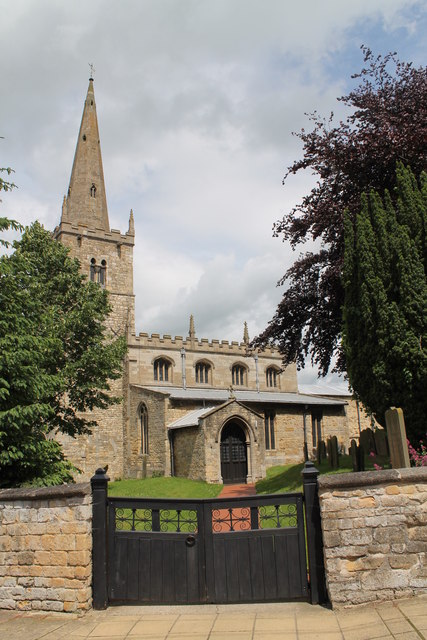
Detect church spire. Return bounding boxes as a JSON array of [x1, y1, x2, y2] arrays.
[[62, 77, 110, 231]]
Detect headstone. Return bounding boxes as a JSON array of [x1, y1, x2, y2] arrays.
[[373, 428, 389, 457], [357, 443, 365, 471], [385, 407, 410, 468], [350, 439, 358, 471], [320, 440, 327, 460], [326, 438, 333, 467], [331, 435, 339, 470], [360, 427, 375, 455]]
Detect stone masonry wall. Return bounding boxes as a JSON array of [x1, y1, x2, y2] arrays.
[[129, 387, 168, 477], [172, 426, 206, 480], [318, 468, 427, 608], [0, 483, 92, 613]]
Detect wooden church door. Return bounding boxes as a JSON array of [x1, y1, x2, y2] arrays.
[[220, 422, 248, 484]]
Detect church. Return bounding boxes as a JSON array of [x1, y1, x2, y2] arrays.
[[54, 78, 365, 484]]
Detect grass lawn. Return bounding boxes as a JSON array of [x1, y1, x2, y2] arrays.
[[108, 453, 390, 498], [108, 476, 223, 499], [256, 454, 390, 494]]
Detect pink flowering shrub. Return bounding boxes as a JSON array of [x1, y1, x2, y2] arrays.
[[407, 438, 427, 467]]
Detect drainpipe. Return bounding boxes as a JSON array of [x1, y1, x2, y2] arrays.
[[356, 399, 362, 435], [169, 430, 175, 477], [303, 405, 308, 461], [254, 353, 259, 393], [180, 347, 186, 390]]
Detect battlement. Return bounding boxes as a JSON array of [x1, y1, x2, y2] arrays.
[[131, 331, 278, 357], [53, 221, 134, 246]]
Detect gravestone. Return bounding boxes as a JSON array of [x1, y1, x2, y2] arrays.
[[350, 439, 358, 471], [385, 407, 410, 468], [331, 435, 339, 470], [373, 428, 389, 457]]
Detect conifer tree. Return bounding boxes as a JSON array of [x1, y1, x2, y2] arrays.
[[343, 164, 427, 442]]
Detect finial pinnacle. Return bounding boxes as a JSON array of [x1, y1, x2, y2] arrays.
[[89, 62, 95, 80], [243, 321, 249, 345], [189, 315, 196, 340]]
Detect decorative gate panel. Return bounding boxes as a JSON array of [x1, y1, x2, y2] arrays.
[[107, 493, 308, 605], [108, 500, 205, 604]]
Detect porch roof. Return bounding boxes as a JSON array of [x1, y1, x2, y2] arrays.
[[136, 385, 347, 406], [167, 406, 216, 430]]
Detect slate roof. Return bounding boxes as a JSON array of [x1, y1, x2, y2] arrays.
[[134, 385, 347, 406], [168, 407, 216, 430]]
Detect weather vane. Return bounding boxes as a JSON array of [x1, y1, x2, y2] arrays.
[[89, 63, 95, 79]]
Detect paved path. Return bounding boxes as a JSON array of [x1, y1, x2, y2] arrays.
[[0, 595, 426, 640], [218, 484, 256, 498]]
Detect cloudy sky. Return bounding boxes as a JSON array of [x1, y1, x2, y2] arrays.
[[1, 0, 425, 385]]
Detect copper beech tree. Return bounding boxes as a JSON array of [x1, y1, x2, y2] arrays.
[[253, 47, 427, 376]]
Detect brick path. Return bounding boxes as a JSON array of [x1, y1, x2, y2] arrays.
[[218, 483, 256, 498]]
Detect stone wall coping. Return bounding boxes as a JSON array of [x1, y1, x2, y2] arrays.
[[0, 481, 91, 502], [318, 466, 427, 490]]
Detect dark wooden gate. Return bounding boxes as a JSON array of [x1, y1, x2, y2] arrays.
[[91, 462, 327, 609], [220, 422, 248, 484]]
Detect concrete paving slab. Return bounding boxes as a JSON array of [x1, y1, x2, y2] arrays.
[[1, 594, 427, 639], [89, 617, 140, 637], [339, 625, 392, 640], [209, 634, 253, 640], [129, 619, 179, 636], [253, 615, 296, 632], [168, 616, 215, 634], [298, 634, 344, 640]]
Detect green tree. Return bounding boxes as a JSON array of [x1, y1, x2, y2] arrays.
[[254, 49, 427, 376], [0, 222, 127, 487], [0, 166, 22, 247], [342, 164, 427, 442]]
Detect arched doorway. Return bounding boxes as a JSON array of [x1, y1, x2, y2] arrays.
[[220, 421, 248, 484]]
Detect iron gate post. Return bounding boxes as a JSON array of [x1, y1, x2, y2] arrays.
[[302, 461, 328, 605], [91, 467, 110, 610]]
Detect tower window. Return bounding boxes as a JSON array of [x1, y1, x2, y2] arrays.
[[195, 361, 211, 384], [90, 183, 96, 197], [232, 364, 246, 386], [264, 411, 276, 450], [154, 358, 171, 382], [82, 134, 87, 141], [90, 258, 106, 287], [266, 367, 279, 388], [138, 404, 149, 455]]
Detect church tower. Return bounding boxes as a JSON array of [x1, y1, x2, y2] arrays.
[[54, 76, 135, 336], [54, 76, 135, 480]]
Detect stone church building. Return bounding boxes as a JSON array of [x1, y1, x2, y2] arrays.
[[55, 78, 364, 484]]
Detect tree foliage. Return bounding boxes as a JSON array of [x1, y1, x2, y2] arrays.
[[253, 47, 427, 375], [0, 166, 22, 248], [343, 164, 427, 442], [0, 222, 127, 487]]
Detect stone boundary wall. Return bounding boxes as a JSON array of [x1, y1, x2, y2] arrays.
[[0, 483, 92, 613], [318, 468, 427, 608]]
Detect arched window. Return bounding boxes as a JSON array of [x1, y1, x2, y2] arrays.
[[139, 404, 148, 455], [90, 258, 106, 287], [264, 411, 276, 450], [90, 258, 97, 282], [154, 358, 171, 382], [266, 367, 279, 388], [232, 364, 246, 386], [99, 259, 107, 286], [90, 183, 97, 197], [195, 361, 211, 384]]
